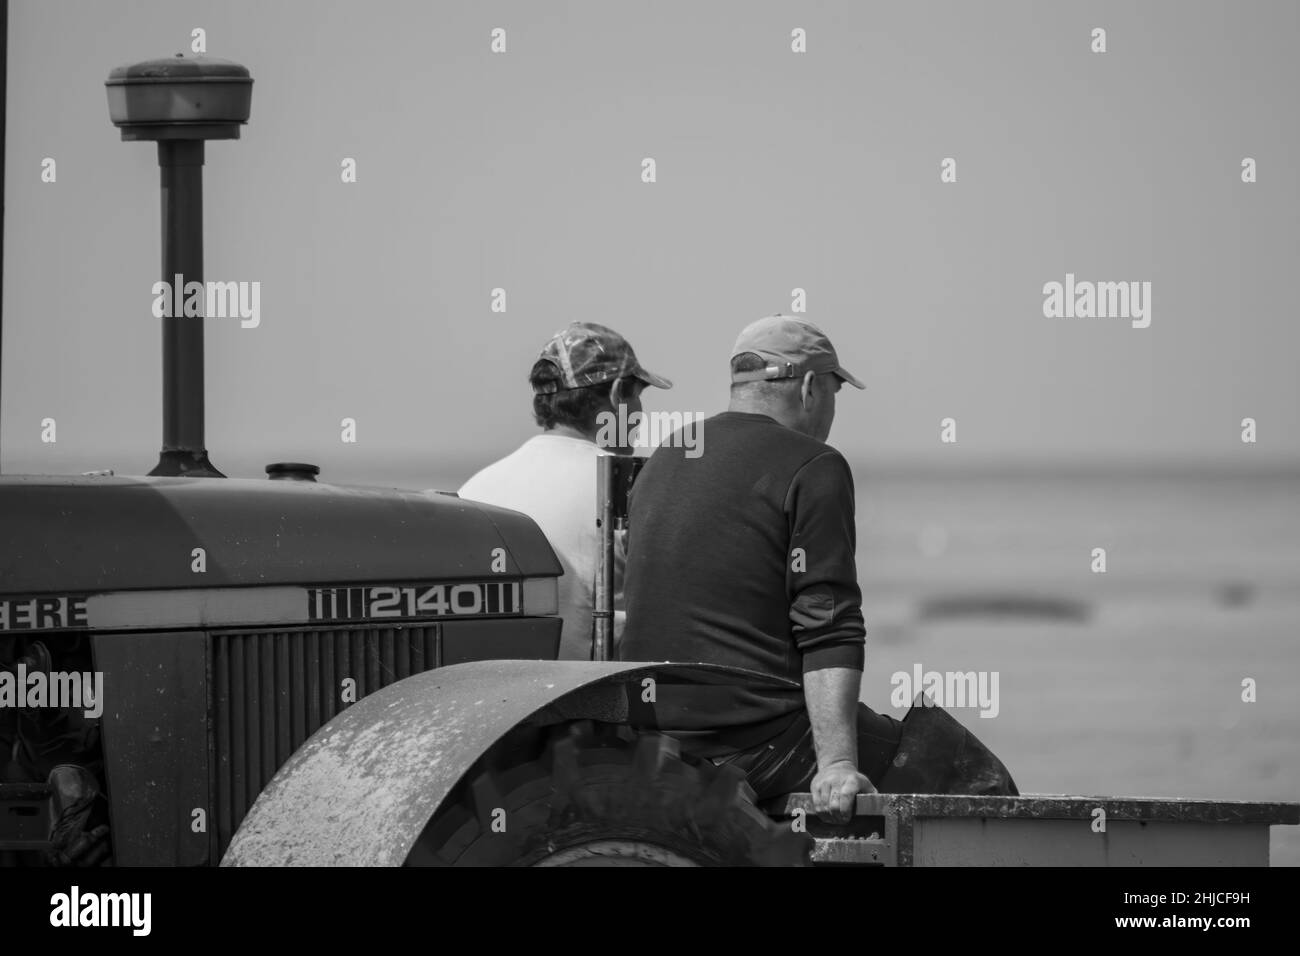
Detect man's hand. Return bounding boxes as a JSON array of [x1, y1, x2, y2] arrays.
[[803, 667, 870, 823], [811, 759, 877, 824]]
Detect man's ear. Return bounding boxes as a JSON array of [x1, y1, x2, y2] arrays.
[[800, 371, 817, 409], [610, 377, 626, 407]]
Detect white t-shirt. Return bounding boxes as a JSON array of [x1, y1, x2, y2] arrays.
[[456, 434, 625, 660]]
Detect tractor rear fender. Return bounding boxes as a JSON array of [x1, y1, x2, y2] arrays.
[[221, 658, 798, 866]]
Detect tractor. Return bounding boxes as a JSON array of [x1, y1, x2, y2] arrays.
[[0, 466, 808, 866]]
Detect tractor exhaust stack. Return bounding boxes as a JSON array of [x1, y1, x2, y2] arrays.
[[105, 54, 253, 477]]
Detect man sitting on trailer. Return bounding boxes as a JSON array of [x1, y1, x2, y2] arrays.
[[619, 315, 1016, 823], [456, 322, 672, 660]]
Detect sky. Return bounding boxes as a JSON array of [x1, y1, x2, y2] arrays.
[[3, 0, 1298, 483]]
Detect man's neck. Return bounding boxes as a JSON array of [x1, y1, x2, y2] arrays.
[[544, 424, 638, 455], [545, 425, 595, 443], [728, 400, 800, 433]]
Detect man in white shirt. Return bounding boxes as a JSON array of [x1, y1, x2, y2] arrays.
[[457, 322, 672, 659]]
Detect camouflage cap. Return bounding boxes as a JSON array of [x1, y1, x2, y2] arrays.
[[534, 322, 673, 394], [729, 314, 865, 389]]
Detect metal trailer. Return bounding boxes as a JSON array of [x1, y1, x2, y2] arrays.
[[771, 794, 1300, 867]]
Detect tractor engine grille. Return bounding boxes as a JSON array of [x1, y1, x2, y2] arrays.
[[210, 625, 440, 856]]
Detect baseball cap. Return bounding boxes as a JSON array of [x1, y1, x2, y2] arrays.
[[534, 322, 673, 394], [729, 315, 865, 389]]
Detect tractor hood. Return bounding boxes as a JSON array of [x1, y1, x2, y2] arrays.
[[0, 475, 561, 594]]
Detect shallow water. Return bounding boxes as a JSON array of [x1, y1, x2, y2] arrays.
[[859, 474, 1300, 865]]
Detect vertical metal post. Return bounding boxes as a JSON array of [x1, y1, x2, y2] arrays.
[[0, 0, 7, 473], [152, 139, 221, 476], [108, 54, 251, 477], [592, 453, 615, 661]]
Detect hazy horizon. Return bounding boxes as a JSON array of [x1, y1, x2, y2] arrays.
[[4, 0, 1299, 475], [6, 445, 1300, 488]]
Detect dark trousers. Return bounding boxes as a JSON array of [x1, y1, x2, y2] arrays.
[[713, 703, 903, 801]]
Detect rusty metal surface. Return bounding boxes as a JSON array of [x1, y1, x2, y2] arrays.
[[776, 793, 1300, 827], [221, 659, 793, 867], [809, 837, 892, 866], [774, 793, 1298, 867]]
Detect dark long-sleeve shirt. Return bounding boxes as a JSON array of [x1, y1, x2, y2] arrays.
[[619, 411, 865, 751]]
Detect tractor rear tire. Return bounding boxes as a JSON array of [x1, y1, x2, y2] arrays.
[[407, 720, 810, 867]]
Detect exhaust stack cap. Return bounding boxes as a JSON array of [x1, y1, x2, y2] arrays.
[[106, 54, 253, 141], [266, 462, 321, 482]]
